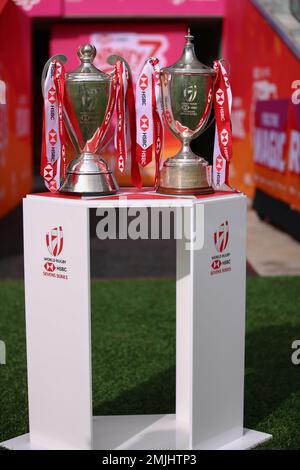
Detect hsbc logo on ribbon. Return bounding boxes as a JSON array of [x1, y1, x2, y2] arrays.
[[216, 88, 225, 106], [215, 155, 223, 172], [220, 129, 229, 146], [43, 163, 54, 182], [214, 221, 229, 253], [48, 180, 57, 192], [48, 129, 57, 146], [139, 74, 148, 90], [48, 87, 56, 104], [46, 226, 64, 257], [118, 155, 125, 171], [140, 115, 149, 132]]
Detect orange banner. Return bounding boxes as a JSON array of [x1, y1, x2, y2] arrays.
[[223, 0, 300, 201]]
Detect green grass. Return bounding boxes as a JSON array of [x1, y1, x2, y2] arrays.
[[0, 277, 300, 449]]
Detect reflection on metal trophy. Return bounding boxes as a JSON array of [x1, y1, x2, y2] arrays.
[[158, 30, 216, 195], [42, 44, 118, 196]]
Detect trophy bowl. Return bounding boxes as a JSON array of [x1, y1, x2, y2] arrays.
[[59, 44, 119, 196], [158, 31, 216, 195]]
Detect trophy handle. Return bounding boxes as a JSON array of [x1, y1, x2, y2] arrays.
[[219, 58, 231, 77], [200, 58, 230, 134], [41, 54, 67, 96], [106, 54, 133, 81]]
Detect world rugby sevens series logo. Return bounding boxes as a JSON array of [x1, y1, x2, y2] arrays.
[[46, 226, 64, 257], [183, 84, 197, 102], [214, 221, 229, 253]]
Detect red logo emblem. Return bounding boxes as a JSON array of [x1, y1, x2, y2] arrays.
[[139, 74, 148, 90], [48, 87, 56, 104], [46, 226, 64, 257], [211, 259, 222, 270], [44, 262, 56, 273], [220, 129, 229, 146], [140, 115, 149, 132], [43, 163, 54, 181], [48, 180, 57, 192], [216, 155, 223, 172], [118, 155, 125, 170], [214, 221, 229, 253], [216, 88, 225, 106], [48, 129, 57, 146]]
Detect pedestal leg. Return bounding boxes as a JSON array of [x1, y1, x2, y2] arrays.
[[22, 198, 92, 450], [176, 197, 248, 449]]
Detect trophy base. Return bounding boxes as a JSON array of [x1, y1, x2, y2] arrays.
[[157, 156, 214, 196], [59, 152, 119, 196], [158, 186, 214, 196], [59, 171, 119, 196]]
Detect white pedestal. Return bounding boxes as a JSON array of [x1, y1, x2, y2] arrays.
[[1, 190, 271, 450]]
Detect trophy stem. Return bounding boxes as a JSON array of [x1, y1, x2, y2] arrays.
[[173, 138, 198, 162], [180, 139, 192, 159]]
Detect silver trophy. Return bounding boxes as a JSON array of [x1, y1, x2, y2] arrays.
[[42, 44, 118, 196], [159, 30, 216, 195]]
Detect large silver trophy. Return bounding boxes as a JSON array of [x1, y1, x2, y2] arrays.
[[159, 30, 216, 195], [43, 44, 118, 196]]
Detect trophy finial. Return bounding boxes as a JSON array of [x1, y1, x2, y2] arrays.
[[185, 28, 194, 44], [77, 44, 96, 63]]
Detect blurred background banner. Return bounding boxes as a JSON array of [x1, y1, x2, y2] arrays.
[[223, 0, 300, 199], [62, 0, 225, 18], [0, 0, 32, 218], [254, 99, 290, 205]]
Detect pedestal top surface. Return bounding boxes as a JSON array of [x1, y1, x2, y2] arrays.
[[26, 187, 244, 208]]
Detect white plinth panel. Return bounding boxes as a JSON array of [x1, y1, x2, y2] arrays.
[[0, 191, 272, 450]]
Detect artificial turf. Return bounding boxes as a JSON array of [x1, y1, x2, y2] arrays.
[[0, 277, 300, 450]]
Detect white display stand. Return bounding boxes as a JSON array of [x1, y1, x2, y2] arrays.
[[1, 189, 272, 450]]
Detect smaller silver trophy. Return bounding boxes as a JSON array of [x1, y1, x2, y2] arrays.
[[42, 44, 118, 196], [159, 30, 216, 195]]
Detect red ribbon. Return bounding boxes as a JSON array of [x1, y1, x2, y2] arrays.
[[136, 58, 164, 187], [41, 60, 66, 192], [126, 69, 142, 189], [213, 60, 233, 164]]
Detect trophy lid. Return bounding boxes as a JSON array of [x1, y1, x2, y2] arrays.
[[161, 29, 215, 75], [67, 44, 111, 82]]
